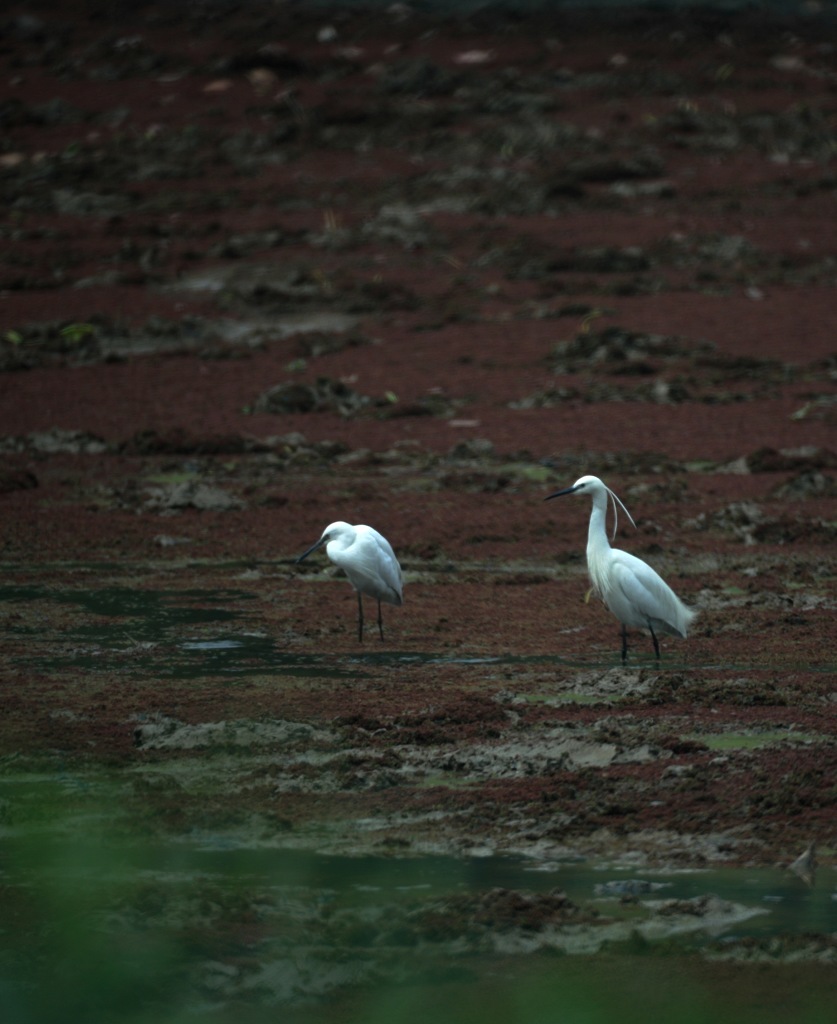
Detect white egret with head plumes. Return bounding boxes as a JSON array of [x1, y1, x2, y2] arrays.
[[546, 475, 695, 662]]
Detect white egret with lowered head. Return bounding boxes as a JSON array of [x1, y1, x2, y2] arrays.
[[296, 521, 403, 642], [545, 475, 695, 662]]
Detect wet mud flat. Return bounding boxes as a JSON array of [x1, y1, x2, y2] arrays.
[[1, 1, 836, 1020]]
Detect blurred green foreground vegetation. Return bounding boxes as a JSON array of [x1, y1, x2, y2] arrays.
[[1, 781, 834, 1024]]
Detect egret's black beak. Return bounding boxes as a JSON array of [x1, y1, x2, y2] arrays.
[[296, 537, 326, 564], [545, 484, 578, 501]]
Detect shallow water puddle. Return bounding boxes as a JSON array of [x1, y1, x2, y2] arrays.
[[0, 584, 367, 680], [4, 585, 827, 681], [0, 583, 249, 641], [0, 583, 661, 683], [155, 846, 837, 942], [689, 729, 820, 751]]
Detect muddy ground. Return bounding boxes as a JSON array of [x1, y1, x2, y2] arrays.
[[1, 0, 836, 993]]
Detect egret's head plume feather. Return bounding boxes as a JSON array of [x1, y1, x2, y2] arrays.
[[605, 483, 636, 541]]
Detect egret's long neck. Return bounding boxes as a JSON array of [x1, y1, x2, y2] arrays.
[[586, 493, 611, 592], [586, 495, 610, 547]]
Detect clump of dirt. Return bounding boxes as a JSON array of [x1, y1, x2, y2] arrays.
[[253, 376, 375, 416]]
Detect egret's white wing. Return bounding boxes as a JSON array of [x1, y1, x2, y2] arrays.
[[611, 551, 689, 636], [371, 531, 404, 603], [341, 525, 403, 605]]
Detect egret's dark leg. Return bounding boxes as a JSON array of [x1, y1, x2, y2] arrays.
[[377, 599, 385, 642], [357, 592, 364, 642], [649, 624, 660, 660], [620, 625, 628, 664]]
